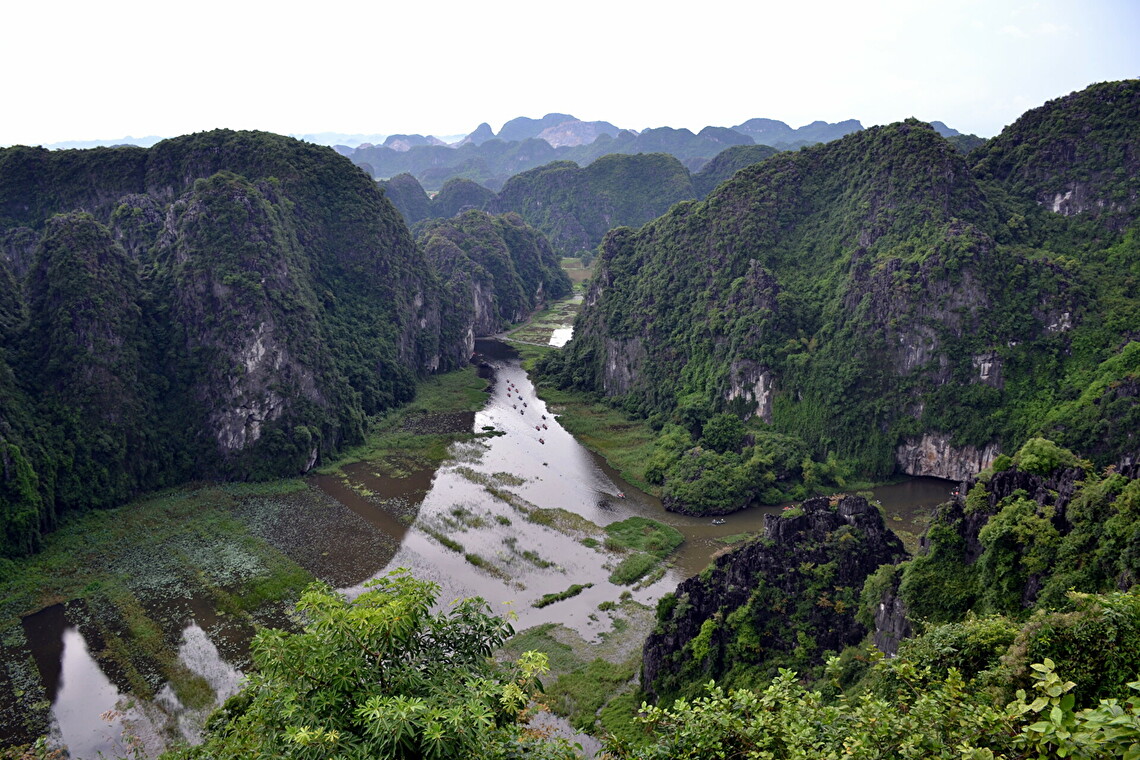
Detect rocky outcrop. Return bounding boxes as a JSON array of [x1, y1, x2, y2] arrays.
[[603, 337, 647, 395], [972, 352, 1003, 388], [981, 465, 1087, 516], [537, 119, 620, 148], [0, 130, 488, 555], [871, 575, 912, 656], [896, 432, 1000, 481], [725, 360, 774, 422], [109, 194, 165, 260], [457, 122, 495, 147], [642, 495, 906, 700], [0, 226, 38, 282]]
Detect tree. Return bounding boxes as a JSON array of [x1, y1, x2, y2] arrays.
[[171, 570, 576, 760]]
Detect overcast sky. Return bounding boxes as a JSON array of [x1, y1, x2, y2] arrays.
[[3, 0, 1137, 147]]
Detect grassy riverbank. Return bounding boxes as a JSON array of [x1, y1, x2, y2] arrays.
[[313, 365, 491, 475]]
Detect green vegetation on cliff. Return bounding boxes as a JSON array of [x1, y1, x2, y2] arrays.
[[0, 130, 487, 557], [613, 438, 1140, 757], [972, 79, 1140, 231], [539, 81, 1140, 517]]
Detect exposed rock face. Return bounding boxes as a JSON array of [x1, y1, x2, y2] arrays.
[[155, 173, 332, 465], [109, 194, 165, 260], [497, 113, 577, 143], [382, 134, 445, 152], [537, 119, 620, 148], [549, 120, 1087, 483], [896, 432, 999, 481], [603, 337, 646, 395], [0, 226, 38, 281], [972, 352, 1003, 388], [458, 122, 495, 147], [725, 360, 774, 422], [642, 495, 906, 701], [871, 575, 912, 656], [981, 465, 1088, 515]]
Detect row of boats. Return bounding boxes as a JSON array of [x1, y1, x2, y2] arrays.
[[506, 380, 545, 443]]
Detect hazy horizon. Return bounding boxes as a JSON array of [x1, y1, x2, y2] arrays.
[[3, 0, 1138, 148]]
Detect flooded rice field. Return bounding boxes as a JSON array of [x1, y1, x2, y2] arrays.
[[9, 338, 955, 757]]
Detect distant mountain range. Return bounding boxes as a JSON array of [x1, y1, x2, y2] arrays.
[[348, 114, 892, 191], [23, 116, 970, 152], [18, 115, 984, 198]]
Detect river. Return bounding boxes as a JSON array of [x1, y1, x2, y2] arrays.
[[13, 338, 956, 757]]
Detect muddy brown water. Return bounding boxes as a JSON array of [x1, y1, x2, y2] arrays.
[[12, 338, 955, 757]]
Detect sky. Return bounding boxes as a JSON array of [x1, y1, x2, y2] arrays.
[[2, 0, 1138, 147]]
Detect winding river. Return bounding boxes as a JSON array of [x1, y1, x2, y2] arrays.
[[16, 338, 955, 757]]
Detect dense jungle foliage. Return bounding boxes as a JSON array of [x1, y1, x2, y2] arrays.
[[690, 144, 780, 197], [167, 571, 580, 760], [3, 83, 1140, 760], [0, 130, 562, 558], [538, 79, 1140, 515]]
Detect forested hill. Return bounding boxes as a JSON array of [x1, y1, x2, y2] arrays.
[[972, 79, 1140, 231], [489, 153, 697, 257], [0, 130, 560, 558], [381, 149, 769, 258], [417, 210, 572, 336], [539, 80, 1140, 512]]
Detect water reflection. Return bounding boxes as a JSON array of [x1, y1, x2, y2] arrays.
[[549, 327, 574, 347], [23, 606, 127, 760]]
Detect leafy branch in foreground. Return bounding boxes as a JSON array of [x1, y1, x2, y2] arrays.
[[169, 569, 577, 759], [604, 655, 1140, 759]]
